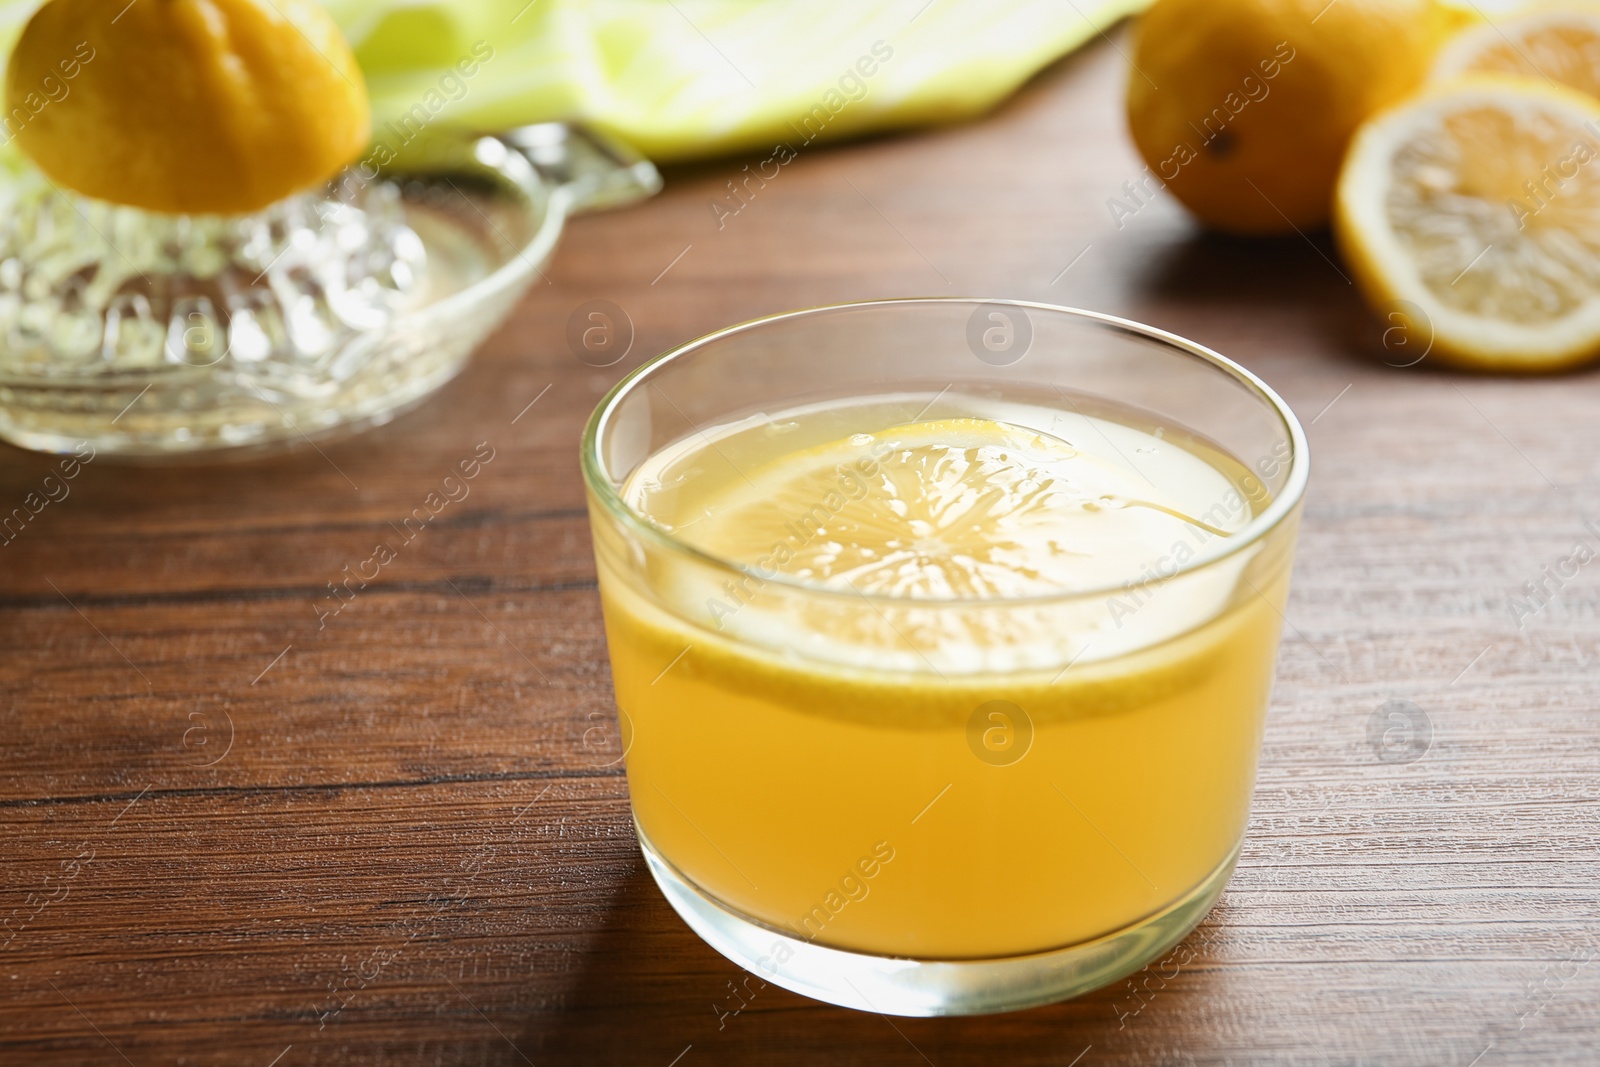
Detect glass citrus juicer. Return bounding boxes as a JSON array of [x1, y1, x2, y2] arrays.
[[0, 1, 658, 457], [0, 125, 658, 457]]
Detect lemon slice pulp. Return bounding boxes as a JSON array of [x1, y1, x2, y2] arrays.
[[1433, 8, 1600, 101], [684, 417, 1226, 600], [1337, 78, 1600, 370], [624, 401, 1260, 674]]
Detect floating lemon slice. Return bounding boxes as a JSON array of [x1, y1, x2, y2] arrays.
[[625, 412, 1258, 677], [1336, 77, 1600, 371], [6, 0, 369, 215], [610, 404, 1269, 717], [1433, 6, 1600, 101], [687, 417, 1227, 601]]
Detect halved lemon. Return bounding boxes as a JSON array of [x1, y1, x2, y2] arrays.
[[1335, 77, 1600, 371], [7, 0, 369, 215], [1433, 6, 1600, 101]]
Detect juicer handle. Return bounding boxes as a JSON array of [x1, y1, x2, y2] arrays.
[[501, 123, 662, 215]]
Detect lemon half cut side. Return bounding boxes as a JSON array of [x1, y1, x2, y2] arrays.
[[1336, 77, 1600, 371], [1432, 6, 1600, 102]]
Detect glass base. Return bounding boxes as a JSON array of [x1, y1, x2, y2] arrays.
[[638, 823, 1240, 1017]]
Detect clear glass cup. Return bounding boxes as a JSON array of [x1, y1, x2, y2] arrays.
[[580, 299, 1308, 1016]]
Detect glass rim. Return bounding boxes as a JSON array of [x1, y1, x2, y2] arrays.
[[580, 298, 1310, 607]]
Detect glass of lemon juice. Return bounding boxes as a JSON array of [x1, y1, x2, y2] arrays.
[[581, 299, 1307, 1015]]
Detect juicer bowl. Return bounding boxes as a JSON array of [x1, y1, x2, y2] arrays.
[[0, 123, 659, 457]]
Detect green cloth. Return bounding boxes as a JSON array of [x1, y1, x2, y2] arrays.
[[0, 0, 1147, 164], [326, 0, 1149, 162]]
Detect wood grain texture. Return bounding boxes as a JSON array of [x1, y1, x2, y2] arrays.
[[4, 29, 1600, 1067]]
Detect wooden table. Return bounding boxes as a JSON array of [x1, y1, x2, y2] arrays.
[[4, 32, 1598, 1067]]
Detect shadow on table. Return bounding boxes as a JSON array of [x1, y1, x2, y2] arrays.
[[1125, 227, 1581, 382], [518, 859, 1240, 1067], [1132, 230, 1382, 367]]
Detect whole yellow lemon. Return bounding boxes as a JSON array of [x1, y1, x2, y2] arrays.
[[1125, 0, 1467, 234], [6, 0, 370, 215]]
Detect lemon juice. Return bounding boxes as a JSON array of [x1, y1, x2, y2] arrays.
[[592, 387, 1293, 961]]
